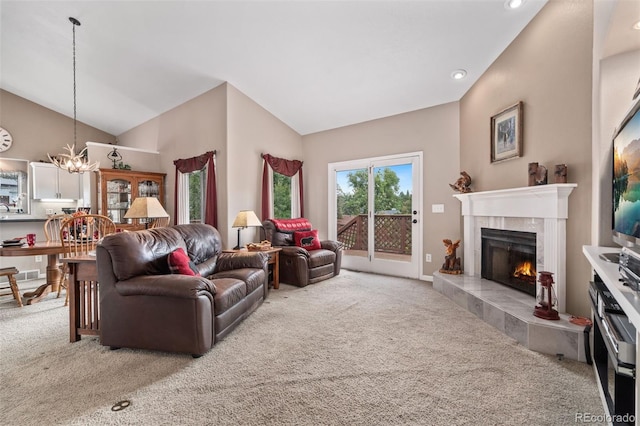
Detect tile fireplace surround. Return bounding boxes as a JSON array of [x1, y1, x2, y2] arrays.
[[433, 184, 585, 361]]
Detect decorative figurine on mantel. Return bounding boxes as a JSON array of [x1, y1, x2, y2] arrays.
[[554, 164, 568, 183], [528, 162, 548, 186], [439, 239, 462, 275], [449, 171, 472, 193]]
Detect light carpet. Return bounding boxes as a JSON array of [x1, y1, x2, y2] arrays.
[[0, 270, 605, 425]]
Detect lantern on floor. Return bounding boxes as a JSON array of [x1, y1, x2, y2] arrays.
[[534, 271, 560, 320]]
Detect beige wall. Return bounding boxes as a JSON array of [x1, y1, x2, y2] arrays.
[[460, 0, 593, 316], [0, 89, 116, 162], [302, 101, 460, 278], [117, 83, 301, 247], [226, 84, 302, 246], [117, 84, 228, 241]]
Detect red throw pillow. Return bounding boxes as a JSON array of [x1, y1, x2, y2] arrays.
[[168, 248, 200, 276], [294, 229, 321, 251]]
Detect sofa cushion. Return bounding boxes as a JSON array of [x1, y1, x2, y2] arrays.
[[294, 229, 321, 251], [100, 227, 185, 281], [172, 224, 221, 275], [168, 248, 200, 276], [212, 268, 265, 294], [212, 278, 247, 315]]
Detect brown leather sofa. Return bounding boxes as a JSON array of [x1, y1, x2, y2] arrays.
[[96, 223, 268, 357], [263, 218, 342, 287]]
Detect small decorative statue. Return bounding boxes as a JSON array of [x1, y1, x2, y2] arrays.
[[449, 171, 472, 193], [554, 164, 568, 183], [528, 162, 548, 186], [439, 239, 462, 275]]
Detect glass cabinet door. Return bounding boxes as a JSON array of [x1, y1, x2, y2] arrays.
[[138, 179, 161, 198], [106, 178, 132, 224]]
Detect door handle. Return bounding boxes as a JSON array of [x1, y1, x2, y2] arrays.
[[412, 219, 417, 224]]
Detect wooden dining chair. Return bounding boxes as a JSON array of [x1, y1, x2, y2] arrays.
[[45, 214, 73, 303], [57, 214, 116, 306], [44, 214, 72, 242], [0, 267, 23, 307]]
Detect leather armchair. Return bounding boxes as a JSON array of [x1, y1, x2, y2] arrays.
[[263, 219, 342, 287]]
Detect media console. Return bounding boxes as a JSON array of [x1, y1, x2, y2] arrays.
[[583, 246, 640, 426]]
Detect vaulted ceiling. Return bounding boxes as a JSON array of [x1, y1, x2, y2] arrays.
[[2, 1, 561, 136]]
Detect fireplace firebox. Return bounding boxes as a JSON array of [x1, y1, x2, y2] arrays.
[[481, 228, 537, 296]]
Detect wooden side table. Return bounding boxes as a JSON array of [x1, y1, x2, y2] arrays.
[[62, 255, 99, 342], [223, 247, 282, 289]]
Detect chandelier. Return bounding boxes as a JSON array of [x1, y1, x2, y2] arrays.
[[47, 17, 99, 174]]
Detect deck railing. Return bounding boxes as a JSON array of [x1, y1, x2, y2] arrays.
[[337, 214, 412, 255]]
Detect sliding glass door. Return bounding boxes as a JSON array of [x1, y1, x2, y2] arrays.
[[329, 153, 421, 278]]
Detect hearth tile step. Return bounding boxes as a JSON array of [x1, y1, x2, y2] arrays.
[[432, 271, 585, 362]]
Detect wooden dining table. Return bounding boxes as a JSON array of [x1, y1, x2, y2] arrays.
[[0, 241, 65, 304]]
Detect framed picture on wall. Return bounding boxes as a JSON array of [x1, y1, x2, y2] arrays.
[[490, 101, 523, 163]]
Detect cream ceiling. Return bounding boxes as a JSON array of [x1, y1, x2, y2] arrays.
[[2, 0, 568, 136]]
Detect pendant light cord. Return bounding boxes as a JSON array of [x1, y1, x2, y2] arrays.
[[46, 17, 99, 173], [70, 17, 80, 149]]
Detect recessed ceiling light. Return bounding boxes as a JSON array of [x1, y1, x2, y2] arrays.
[[633, 20, 640, 30], [451, 69, 467, 80], [505, 0, 525, 10]]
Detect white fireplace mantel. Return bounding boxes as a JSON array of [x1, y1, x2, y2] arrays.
[[454, 184, 577, 312]]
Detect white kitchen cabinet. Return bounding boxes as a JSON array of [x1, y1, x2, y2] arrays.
[[30, 162, 82, 200]]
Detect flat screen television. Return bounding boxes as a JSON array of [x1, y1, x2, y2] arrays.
[[613, 97, 640, 250]]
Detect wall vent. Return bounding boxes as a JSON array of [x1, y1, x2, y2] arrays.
[[0, 269, 40, 284]]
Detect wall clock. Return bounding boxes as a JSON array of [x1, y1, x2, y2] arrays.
[[0, 127, 13, 152]]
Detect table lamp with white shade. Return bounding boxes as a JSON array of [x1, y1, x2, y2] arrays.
[[124, 197, 169, 229], [232, 210, 262, 250]]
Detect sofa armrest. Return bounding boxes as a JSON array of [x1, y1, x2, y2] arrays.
[[321, 240, 342, 252], [216, 251, 268, 272], [115, 274, 216, 299]]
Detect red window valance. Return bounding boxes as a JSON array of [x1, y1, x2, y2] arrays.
[[261, 154, 304, 220], [173, 151, 217, 228]]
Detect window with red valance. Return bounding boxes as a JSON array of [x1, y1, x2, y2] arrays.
[[173, 151, 217, 227], [261, 153, 304, 220]]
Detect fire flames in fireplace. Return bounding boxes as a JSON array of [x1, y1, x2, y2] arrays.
[[513, 261, 536, 282], [481, 228, 537, 297]]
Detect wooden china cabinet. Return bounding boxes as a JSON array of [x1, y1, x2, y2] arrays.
[[97, 169, 166, 231]]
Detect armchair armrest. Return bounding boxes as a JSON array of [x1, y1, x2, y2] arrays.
[[280, 245, 310, 258], [321, 240, 342, 252], [115, 274, 216, 298], [217, 251, 268, 272]]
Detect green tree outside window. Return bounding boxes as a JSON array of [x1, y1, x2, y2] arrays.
[[273, 172, 292, 219]]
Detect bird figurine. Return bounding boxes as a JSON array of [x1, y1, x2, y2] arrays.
[[449, 171, 472, 193]]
